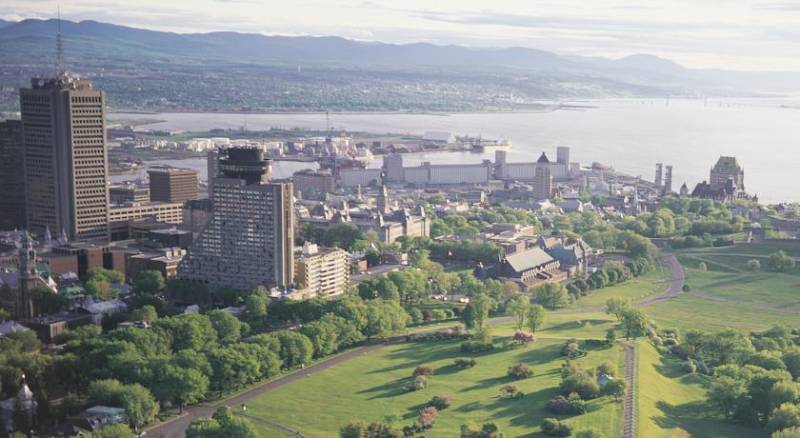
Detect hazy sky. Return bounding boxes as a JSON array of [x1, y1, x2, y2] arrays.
[[4, 0, 800, 71]]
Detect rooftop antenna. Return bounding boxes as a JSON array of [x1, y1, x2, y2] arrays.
[[56, 5, 64, 76]]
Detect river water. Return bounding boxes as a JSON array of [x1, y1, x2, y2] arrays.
[[112, 98, 800, 203]]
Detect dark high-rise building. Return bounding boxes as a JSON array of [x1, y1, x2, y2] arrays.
[[664, 165, 673, 194], [0, 120, 26, 230], [533, 152, 553, 200], [654, 163, 663, 188], [20, 74, 110, 241], [179, 148, 294, 291], [148, 167, 199, 203]]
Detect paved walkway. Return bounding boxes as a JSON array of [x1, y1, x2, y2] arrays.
[[621, 342, 637, 438], [148, 252, 684, 437]]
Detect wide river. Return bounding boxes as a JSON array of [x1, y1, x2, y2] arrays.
[[113, 98, 800, 203]]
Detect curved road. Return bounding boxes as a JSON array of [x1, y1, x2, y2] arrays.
[[147, 252, 684, 437]]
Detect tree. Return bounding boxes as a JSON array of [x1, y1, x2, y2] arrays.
[[602, 379, 627, 401], [606, 329, 617, 345], [89, 424, 135, 438], [154, 313, 218, 351], [708, 373, 756, 420], [534, 283, 568, 310], [300, 319, 340, 357], [620, 308, 648, 340], [769, 403, 800, 433], [207, 310, 243, 344], [275, 330, 314, 368], [605, 297, 631, 321], [526, 304, 547, 333], [462, 294, 494, 331], [88, 379, 159, 430], [774, 427, 800, 438], [132, 270, 166, 296], [156, 366, 209, 412], [131, 305, 158, 322], [769, 251, 796, 272], [507, 296, 528, 331], [120, 383, 160, 430], [187, 406, 258, 438], [243, 293, 268, 330]]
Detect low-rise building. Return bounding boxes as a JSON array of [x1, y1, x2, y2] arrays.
[[294, 243, 350, 298]]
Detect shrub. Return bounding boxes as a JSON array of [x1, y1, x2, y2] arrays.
[[461, 423, 502, 438], [697, 262, 708, 271], [417, 406, 438, 429], [454, 358, 477, 369], [747, 259, 761, 271], [542, 418, 573, 436], [562, 339, 586, 358], [499, 385, 524, 399], [546, 393, 586, 415], [561, 373, 600, 400], [605, 329, 616, 345], [682, 284, 691, 292], [427, 395, 452, 410], [575, 429, 605, 438], [507, 363, 533, 380], [413, 365, 434, 377], [512, 331, 535, 345], [414, 375, 428, 391], [683, 360, 697, 374], [461, 340, 495, 354], [596, 362, 616, 377]]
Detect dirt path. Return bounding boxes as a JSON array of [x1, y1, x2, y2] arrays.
[[621, 342, 637, 438]]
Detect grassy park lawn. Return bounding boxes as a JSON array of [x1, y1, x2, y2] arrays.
[[568, 269, 669, 310], [636, 342, 767, 438], [675, 246, 800, 313], [245, 335, 624, 437]]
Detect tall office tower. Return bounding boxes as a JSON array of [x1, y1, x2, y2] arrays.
[[179, 148, 294, 291], [20, 75, 110, 241], [556, 146, 570, 165], [533, 152, 553, 200], [664, 165, 673, 194], [654, 163, 663, 188], [207, 149, 219, 199], [0, 120, 26, 229], [148, 167, 199, 203]]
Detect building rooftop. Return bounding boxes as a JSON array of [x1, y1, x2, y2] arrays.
[[505, 247, 555, 272]]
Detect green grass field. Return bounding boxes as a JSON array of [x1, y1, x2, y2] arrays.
[[569, 269, 669, 310], [636, 341, 766, 438], [239, 242, 800, 437], [245, 332, 624, 437]]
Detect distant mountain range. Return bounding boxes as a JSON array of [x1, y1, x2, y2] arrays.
[[0, 18, 798, 112]]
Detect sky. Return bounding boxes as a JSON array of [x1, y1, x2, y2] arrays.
[[3, 0, 800, 71]]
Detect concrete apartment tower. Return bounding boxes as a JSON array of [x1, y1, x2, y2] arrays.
[[0, 120, 26, 230], [663, 165, 673, 194], [654, 163, 663, 188], [178, 147, 294, 291], [556, 146, 570, 165], [533, 152, 553, 200], [20, 74, 110, 241], [148, 167, 199, 203]]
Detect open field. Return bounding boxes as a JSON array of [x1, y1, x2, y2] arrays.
[[569, 268, 669, 310], [636, 342, 766, 438], [245, 333, 624, 437], [232, 245, 800, 437]]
